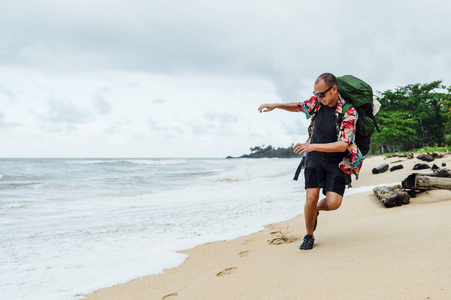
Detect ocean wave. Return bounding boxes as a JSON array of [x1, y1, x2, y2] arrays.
[[125, 159, 187, 166], [0, 174, 3, 181], [1, 203, 28, 210], [0, 182, 47, 190], [0, 157, 303, 300], [65, 159, 187, 166], [65, 160, 116, 165]]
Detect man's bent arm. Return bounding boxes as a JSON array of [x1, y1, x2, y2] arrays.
[[258, 102, 299, 113], [293, 141, 348, 155]]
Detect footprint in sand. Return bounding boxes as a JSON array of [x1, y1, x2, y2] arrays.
[[216, 267, 238, 277], [242, 238, 254, 245], [162, 292, 178, 299], [267, 231, 299, 245], [238, 250, 249, 257]]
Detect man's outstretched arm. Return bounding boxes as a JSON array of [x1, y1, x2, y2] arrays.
[[258, 102, 300, 113], [293, 141, 348, 155]]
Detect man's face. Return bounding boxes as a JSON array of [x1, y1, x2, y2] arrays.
[[314, 80, 337, 107]]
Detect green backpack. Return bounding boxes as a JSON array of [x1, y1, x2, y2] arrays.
[[337, 75, 380, 156], [293, 75, 381, 181]]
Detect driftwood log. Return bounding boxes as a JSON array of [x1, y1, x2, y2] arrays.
[[372, 163, 389, 174], [402, 168, 451, 197], [390, 165, 404, 172], [373, 185, 410, 208], [430, 152, 445, 159], [417, 152, 447, 162], [385, 153, 414, 159], [413, 163, 430, 170], [417, 153, 435, 162], [402, 169, 451, 190], [373, 169, 451, 207]]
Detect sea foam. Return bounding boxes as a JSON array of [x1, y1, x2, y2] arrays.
[[0, 158, 385, 299], [0, 158, 304, 299]]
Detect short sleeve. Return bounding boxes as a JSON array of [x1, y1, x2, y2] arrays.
[[337, 107, 358, 144], [297, 96, 319, 119]]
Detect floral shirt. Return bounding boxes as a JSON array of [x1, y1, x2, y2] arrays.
[[297, 95, 364, 179]]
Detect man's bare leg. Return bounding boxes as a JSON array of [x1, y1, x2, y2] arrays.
[[304, 188, 320, 237], [302, 190, 343, 250]]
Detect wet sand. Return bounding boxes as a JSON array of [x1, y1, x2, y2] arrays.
[[84, 154, 451, 300]]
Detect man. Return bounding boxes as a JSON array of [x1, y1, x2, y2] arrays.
[[258, 73, 362, 250]]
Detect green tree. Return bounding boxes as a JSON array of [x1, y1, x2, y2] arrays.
[[373, 81, 451, 151], [371, 111, 417, 152], [439, 85, 451, 145]]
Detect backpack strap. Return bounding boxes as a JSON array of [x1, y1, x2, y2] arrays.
[[371, 114, 381, 133], [342, 102, 353, 113], [356, 102, 381, 133], [293, 154, 307, 181], [293, 102, 319, 181]]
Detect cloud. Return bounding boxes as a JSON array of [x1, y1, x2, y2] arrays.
[[148, 111, 240, 138], [1, 1, 451, 158], [46, 99, 92, 124], [186, 120, 209, 135], [147, 118, 163, 131], [283, 120, 308, 136], [0, 85, 15, 100], [0, 112, 20, 127], [147, 118, 185, 137], [183, 111, 240, 137], [2, 1, 451, 98], [92, 95, 112, 115], [153, 99, 166, 105], [41, 96, 112, 126], [104, 126, 117, 134], [204, 111, 239, 124]]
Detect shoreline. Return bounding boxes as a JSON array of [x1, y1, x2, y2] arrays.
[[84, 155, 451, 300]]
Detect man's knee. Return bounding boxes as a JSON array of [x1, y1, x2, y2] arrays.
[[305, 191, 320, 207], [325, 194, 343, 210], [328, 199, 342, 210]]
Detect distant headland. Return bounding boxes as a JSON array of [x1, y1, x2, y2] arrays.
[[227, 145, 300, 159]]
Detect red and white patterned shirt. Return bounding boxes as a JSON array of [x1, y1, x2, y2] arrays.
[[297, 95, 364, 179]]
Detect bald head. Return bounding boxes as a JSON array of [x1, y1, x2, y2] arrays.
[[314, 73, 339, 107], [315, 73, 338, 87]]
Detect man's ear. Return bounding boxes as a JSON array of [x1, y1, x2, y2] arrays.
[[333, 85, 339, 94]]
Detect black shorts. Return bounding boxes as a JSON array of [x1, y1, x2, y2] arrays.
[[304, 162, 347, 196]]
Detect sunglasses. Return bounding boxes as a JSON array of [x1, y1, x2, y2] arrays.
[[313, 85, 334, 98]]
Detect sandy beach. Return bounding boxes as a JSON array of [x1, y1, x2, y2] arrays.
[[84, 154, 451, 300]]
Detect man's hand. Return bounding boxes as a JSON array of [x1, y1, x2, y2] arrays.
[[258, 102, 300, 113], [293, 143, 314, 155], [258, 103, 277, 113]]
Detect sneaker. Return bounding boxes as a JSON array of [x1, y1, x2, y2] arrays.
[[313, 212, 319, 232], [299, 234, 315, 250]]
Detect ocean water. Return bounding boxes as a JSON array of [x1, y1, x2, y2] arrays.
[[0, 158, 310, 299]]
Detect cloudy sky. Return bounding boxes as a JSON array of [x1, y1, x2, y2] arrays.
[[1, 0, 450, 158]]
